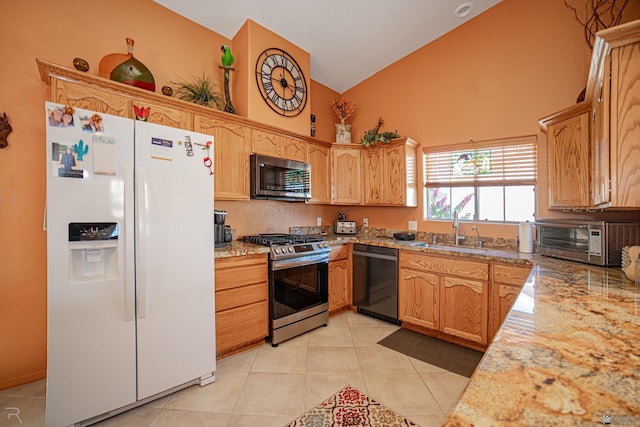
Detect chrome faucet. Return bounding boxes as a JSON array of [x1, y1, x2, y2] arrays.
[[472, 225, 483, 248], [452, 210, 465, 245]]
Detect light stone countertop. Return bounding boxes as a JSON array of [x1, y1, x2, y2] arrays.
[[215, 236, 639, 425], [444, 256, 640, 426]]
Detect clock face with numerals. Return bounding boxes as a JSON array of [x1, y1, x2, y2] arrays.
[[255, 48, 308, 117]]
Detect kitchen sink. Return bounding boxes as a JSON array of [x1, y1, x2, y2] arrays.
[[394, 240, 490, 253]]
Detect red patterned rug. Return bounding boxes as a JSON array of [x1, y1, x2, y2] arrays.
[[284, 385, 418, 426]]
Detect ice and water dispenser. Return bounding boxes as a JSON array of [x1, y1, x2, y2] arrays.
[[68, 223, 119, 282]]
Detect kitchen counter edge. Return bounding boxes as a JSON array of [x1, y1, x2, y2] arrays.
[[215, 237, 640, 426]]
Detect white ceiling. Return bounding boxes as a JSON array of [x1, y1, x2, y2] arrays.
[[154, 0, 502, 93]]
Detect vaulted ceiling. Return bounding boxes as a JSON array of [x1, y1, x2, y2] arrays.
[[154, 0, 503, 93]]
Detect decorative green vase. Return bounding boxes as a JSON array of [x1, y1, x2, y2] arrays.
[[109, 38, 155, 92]]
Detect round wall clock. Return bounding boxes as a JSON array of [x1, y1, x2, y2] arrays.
[[255, 48, 308, 117]]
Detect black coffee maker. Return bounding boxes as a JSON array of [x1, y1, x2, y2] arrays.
[[214, 210, 228, 248]]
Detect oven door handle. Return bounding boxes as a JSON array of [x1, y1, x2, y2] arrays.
[[271, 254, 329, 270]]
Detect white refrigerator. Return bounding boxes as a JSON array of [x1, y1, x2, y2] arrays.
[[45, 102, 216, 426]]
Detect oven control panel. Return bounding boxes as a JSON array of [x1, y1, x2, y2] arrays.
[[271, 242, 331, 259]]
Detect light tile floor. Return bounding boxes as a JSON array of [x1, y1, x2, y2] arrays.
[[0, 312, 469, 427]]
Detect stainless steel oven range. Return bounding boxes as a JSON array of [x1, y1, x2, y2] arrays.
[[242, 234, 330, 346]]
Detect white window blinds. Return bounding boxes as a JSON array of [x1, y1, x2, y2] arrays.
[[423, 136, 537, 187]]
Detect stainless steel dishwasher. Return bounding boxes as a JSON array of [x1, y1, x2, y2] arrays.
[[352, 244, 400, 325]]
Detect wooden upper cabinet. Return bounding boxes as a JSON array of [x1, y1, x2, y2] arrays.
[[591, 50, 611, 207], [362, 138, 418, 206], [252, 129, 306, 162], [607, 40, 640, 208], [281, 136, 306, 162], [139, 100, 193, 129], [331, 146, 362, 204], [51, 78, 131, 117], [383, 144, 406, 205], [195, 115, 251, 200], [363, 148, 383, 204], [545, 108, 591, 208], [307, 142, 332, 204], [541, 20, 640, 210], [252, 129, 281, 158]]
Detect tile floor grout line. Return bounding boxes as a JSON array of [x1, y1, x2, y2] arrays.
[[3, 312, 468, 426]]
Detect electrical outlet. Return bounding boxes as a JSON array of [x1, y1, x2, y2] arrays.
[[363, 218, 369, 227], [408, 221, 417, 231], [317, 217, 322, 226]]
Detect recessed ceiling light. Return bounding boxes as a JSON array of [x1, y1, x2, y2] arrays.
[[455, 2, 474, 18]]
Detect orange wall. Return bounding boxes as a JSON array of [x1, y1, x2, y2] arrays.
[[1, 0, 638, 389], [309, 80, 340, 143], [0, 0, 338, 389], [0, 0, 234, 389], [237, 20, 313, 136], [338, 0, 639, 236]]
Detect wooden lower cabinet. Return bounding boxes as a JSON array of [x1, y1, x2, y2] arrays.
[[399, 251, 490, 349], [328, 244, 351, 314], [398, 268, 439, 330], [214, 254, 268, 357], [440, 276, 488, 345], [488, 263, 532, 340]]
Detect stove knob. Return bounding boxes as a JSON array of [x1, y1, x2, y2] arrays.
[[288, 246, 294, 253], [274, 248, 281, 254]]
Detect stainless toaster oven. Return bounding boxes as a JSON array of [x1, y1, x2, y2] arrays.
[[536, 219, 640, 266]]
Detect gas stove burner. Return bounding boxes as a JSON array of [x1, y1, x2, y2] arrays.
[[242, 233, 331, 260], [243, 233, 325, 247]]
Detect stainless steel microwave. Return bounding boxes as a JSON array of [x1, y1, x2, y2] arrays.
[[250, 154, 311, 201], [536, 219, 640, 266]]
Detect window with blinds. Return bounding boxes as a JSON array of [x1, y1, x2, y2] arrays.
[[423, 136, 537, 222]]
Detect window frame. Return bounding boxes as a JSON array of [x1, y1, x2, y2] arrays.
[[422, 135, 537, 223]]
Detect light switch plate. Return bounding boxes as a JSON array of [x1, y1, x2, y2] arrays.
[[363, 218, 369, 227], [408, 220, 417, 231], [317, 217, 322, 226]]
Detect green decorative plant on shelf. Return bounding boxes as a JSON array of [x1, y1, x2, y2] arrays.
[[359, 116, 400, 147], [171, 73, 224, 109]]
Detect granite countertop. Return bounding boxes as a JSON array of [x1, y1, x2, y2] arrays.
[[215, 236, 639, 425], [214, 240, 271, 258], [214, 235, 534, 265], [326, 235, 535, 266], [445, 256, 640, 426]]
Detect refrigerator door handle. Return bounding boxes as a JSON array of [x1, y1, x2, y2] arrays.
[[136, 168, 148, 319], [124, 166, 135, 321]]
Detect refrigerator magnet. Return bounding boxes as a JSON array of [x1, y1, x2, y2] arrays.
[[181, 135, 194, 157], [80, 113, 105, 133], [52, 142, 84, 179], [93, 135, 117, 176], [151, 137, 173, 161]]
